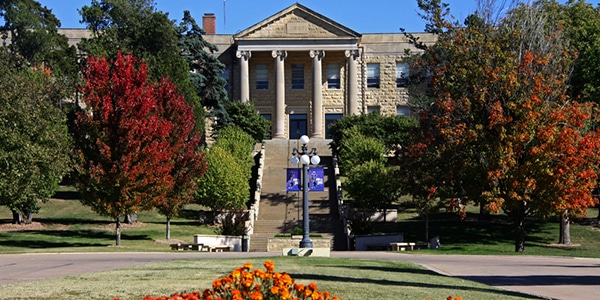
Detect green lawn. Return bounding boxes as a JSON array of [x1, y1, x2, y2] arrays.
[[0, 257, 542, 300], [0, 194, 215, 253], [374, 204, 600, 258], [1, 189, 599, 299]]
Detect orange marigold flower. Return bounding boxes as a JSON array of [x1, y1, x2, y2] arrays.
[[249, 291, 263, 300], [244, 262, 254, 270], [264, 260, 275, 273], [308, 282, 318, 291], [270, 286, 280, 294], [294, 284, 305, 292]]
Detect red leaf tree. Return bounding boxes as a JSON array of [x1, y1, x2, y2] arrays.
[[407, 1, 600, 251], [73, 52, 206, 245]]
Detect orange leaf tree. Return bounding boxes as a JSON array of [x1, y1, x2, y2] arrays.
[[407, 0, 600, 252], [73, 52, 206, 245]]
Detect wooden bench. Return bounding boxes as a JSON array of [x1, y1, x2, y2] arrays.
[[209, 245, 231, 252], [170, 243, 205, 251], [390, 242, 416, 251]]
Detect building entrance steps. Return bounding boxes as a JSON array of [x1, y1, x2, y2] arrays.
[[249, 139, 347, 252]]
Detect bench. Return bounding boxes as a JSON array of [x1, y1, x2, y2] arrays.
[[169, 243, 206, 251], [209, 246, 231, 252], [390, 242, 416, 251]]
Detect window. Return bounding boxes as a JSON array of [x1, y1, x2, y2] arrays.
[[291, 64, 304, 89], [256, 64, 268, 90], [367, 63, 380, 88], [327, 64, 340, 89], [289, 114, 307, 139], [325, 113, 343, 138], [396, 63, 409, 87], [396, 105, 411, 116], [220, 64, 229, 91], [367, 106, 380, 114]]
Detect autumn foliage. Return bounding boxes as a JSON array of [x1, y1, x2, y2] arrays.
[[73, 52, 206, 244], [407, 2, 600, 251]]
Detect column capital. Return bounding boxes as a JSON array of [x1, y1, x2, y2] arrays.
[[345, 49, 360, 60], [309, 50, 325, 60], [272, 50, 287, 59], [236, 50, 251, 60]]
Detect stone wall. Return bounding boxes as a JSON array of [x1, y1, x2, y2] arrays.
[[267, 237, 332, 252]]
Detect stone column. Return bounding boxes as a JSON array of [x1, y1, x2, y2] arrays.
[[236, 50, 251, 103], [310, 50, 325, 138], [272, 50, 287, 139], [345, 49, 360, 115]]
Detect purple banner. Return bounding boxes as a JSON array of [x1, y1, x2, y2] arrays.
[[286, 168, 301, 191], [308, 167, 324, 191]]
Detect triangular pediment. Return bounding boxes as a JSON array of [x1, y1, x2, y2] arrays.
[[234, 3, 361, 40]]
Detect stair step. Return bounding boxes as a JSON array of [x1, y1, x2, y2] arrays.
[[250, 139, 345, 252]]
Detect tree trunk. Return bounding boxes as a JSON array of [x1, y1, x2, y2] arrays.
[[166, 216, 171, 240], [124, 212, 137, 224], [559, 211, 571, 245], [424, 212, 429, 243], [11, 210, 22, 224], [479, 201, 490, 221], [115, 216, 121, 246], [514, 202, 526, 252], [23, 210, 33, 224]]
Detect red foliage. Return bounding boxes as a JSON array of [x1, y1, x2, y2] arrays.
[[74, 51, 206, 228]]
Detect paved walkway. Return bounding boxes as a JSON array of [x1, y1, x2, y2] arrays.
[[1, 252, 600, 300]]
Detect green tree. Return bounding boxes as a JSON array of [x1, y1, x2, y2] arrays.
[[213, 101, 271, 142], [0, 49, 71, 224], [212, 126, 256, 175], [0, 0, 79, 97], [328, 113, 418, 161], [195, 146, 249, 213], [78, 0, 204, 131], [336, 126, 387, 174], [345, 160, 401, 215], [177, 10, 228, 111]]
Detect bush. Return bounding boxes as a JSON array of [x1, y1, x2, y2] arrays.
[[218, 211, 248, 236]]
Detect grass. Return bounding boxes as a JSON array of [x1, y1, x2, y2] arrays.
[[0, 257, 542, 300], [1, 188, 599, 299], [373, 203, 600, 258], [0, 193, 215, 254]]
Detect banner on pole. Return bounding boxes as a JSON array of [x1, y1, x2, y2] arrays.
[[308, 167, 324, 191], [286, 168, 300, 191]]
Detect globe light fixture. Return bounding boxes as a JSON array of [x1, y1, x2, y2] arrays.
[[289, 135, 320, 248]]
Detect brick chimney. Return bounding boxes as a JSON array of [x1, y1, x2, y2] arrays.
[[203, 13, 216, 35]]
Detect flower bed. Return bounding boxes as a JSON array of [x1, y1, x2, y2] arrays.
[[113, 260, 463, 300], [115, 260, 339, 300]]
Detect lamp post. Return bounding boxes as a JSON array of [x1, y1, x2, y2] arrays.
[[290, 135, 320, 248]]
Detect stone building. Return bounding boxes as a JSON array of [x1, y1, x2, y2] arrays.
[[204, 3, 436, 140], [3, 3, 436, 140]]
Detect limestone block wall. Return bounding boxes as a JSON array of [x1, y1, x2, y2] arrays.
[[359, 53, 410, 116], [267, 237, 332, 252]]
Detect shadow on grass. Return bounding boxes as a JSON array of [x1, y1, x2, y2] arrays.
[[290, 272, 541, 299], [0, 229, 153, 249], [376, 212, 554, 248], [459, 274, 600, 286]]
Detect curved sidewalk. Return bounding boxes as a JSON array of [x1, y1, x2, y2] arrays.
[[1, 252, 599, 300]]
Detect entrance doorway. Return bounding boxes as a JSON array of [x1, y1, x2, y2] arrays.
[[289, 114, 307, 139]]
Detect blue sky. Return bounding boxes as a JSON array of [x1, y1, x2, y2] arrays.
[[36, 1, 600, 34]]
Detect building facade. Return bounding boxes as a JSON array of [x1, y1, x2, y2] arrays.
[[205, 3, 435, 140]]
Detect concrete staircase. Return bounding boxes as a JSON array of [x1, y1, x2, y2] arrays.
[[250, 139, 346, 252]]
